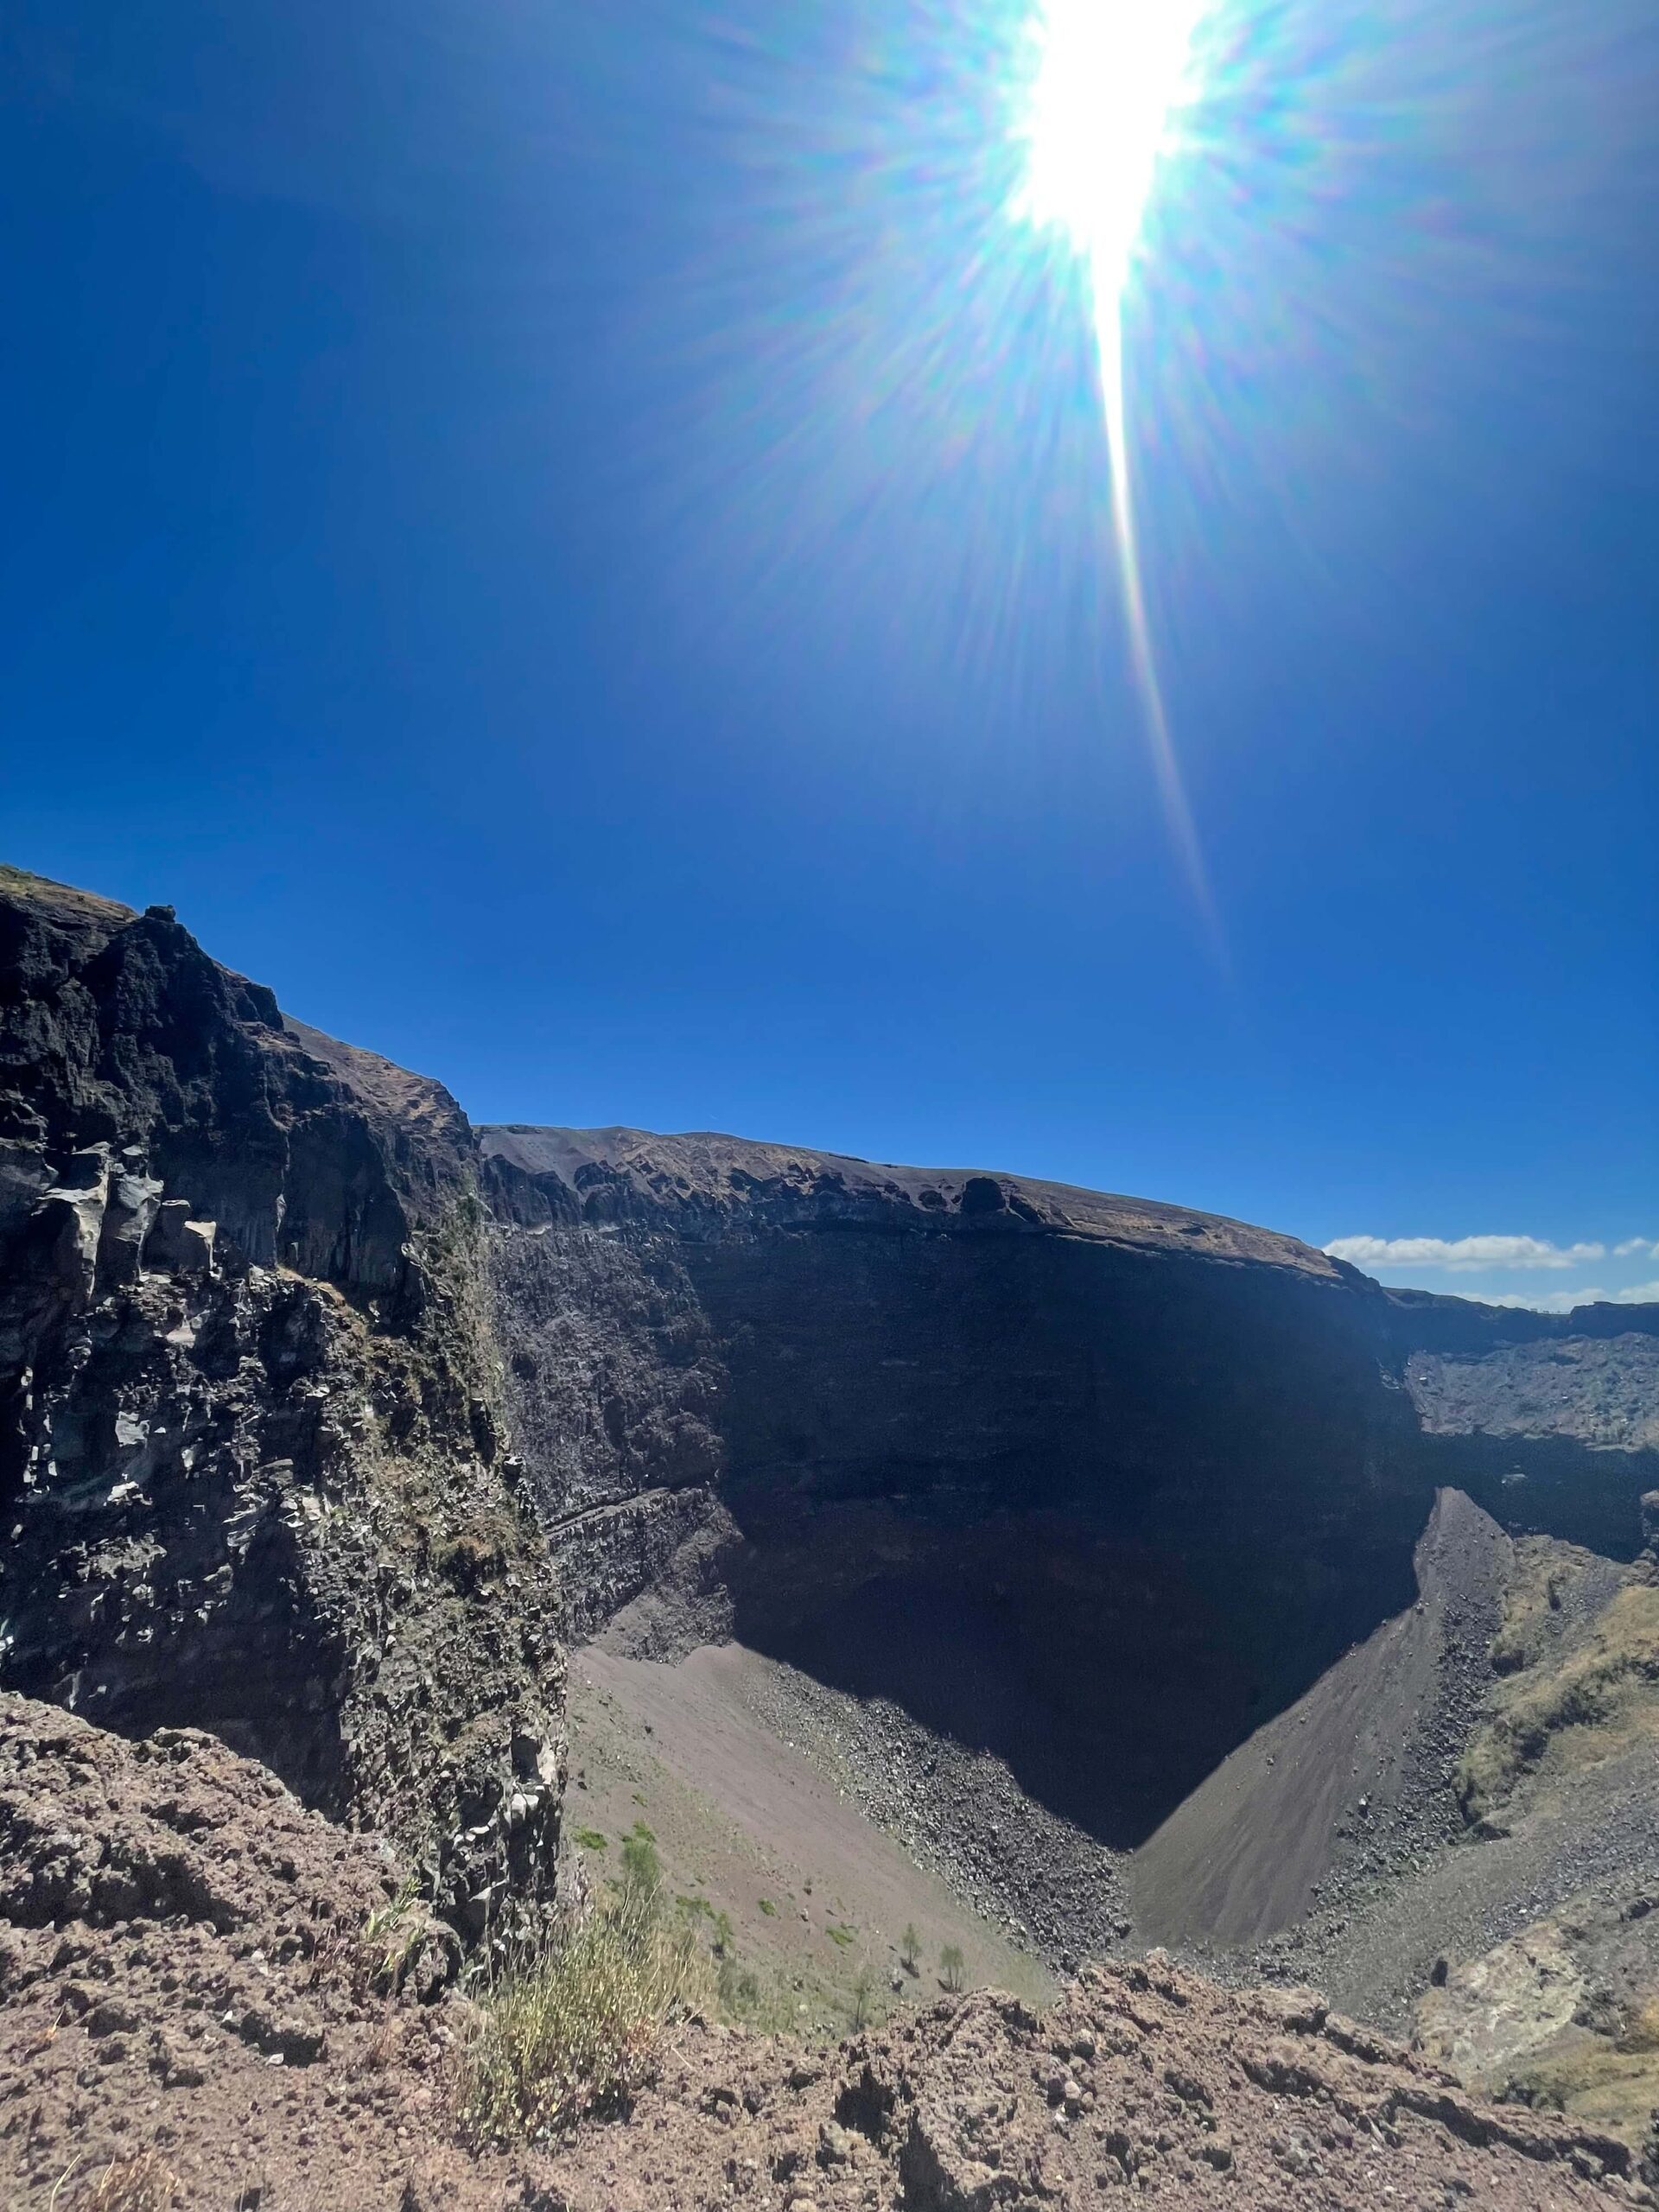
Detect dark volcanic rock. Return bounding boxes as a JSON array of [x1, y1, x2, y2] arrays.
[[0, 868, 564, 1943], [0, 868, 473, 1299], [479, 1125, 1659, 1852], [1402, 1328, 1659, 1556]]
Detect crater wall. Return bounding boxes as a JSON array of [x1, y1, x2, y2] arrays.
[[479, 1124, 1659, 1847]]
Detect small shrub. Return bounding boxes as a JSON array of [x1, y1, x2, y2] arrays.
[[364, 1872, 425, 1986], [573, 1828, 608, 1853], [717, 1954, 763, 2016], [939, 1943, 966, 1993], [619, 1821, 661, 1899], [435, 1528, 507, 1592], [827, 1923, 855, 1948], [899, 1922, 921, 1973], [79, 2151, 181, 2211], [461, 1885, 708, 2139], [850, 1965, 877, 2031], [757, 1897, 778, 1917]]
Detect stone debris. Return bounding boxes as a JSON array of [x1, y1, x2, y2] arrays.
[[0, 1689, 1643, 2212]]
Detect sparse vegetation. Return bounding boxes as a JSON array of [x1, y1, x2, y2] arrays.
[[434, 1523, 509, 1592], [939, 1943, 966, 1993], [1497, 2024, 1659, 2148], [1459, 1576, 1659, 1825], [827, 1923, 855, 1948], [850, 1964, 877, 2031], [618, 1821, 661, 1897], [573, 1827, 608, 1852], [363, 1871, 426, 1988], [1487, 1540, 1596, 1676], [716, 1954, 763, 2017], [899, 1922, 921, 1974], [461, 1879, 708, 2140], [757, 1896, 777, 1916], [76, 2150, 181, 2211]]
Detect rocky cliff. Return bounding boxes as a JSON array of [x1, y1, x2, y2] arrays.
[[0, 867, 564, 1947], [1392, 1291, 1659, 1557], [479, 1124, 1659, 1847]]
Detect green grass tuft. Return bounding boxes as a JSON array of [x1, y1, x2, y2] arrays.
[[460, 1885, 709, 2140]]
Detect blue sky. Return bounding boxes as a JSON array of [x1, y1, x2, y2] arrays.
[[3, 0, 1655, 1309]]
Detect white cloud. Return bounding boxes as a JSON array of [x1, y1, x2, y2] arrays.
[[1325, 1234, 1607, 1274], [1478, 1281, 1659, 1313], [1614, 1237, 1658, 1259]]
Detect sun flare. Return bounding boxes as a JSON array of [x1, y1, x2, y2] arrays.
[[1017, 0, 1209, 296], [1014, 0, 1217, 942]]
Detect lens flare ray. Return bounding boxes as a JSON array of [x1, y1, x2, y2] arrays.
[[1089, 278, 1215, 931], [1014, 0, 1220, 937]]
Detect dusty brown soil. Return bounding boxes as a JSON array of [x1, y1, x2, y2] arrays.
[[3, 1693, 1649, 2210]]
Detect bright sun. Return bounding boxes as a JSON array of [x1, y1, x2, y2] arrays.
[[1017, 0, 1209, 298], [1012, 0, 1220, 945]]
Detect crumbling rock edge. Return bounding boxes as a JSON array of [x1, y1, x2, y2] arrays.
[[0, 1691, 1644, 2210]]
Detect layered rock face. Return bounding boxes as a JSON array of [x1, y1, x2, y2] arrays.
[[1391, 1292, 1659, 1558], [479, 1127, 1659, 1847], [0, 868, 564, 1942]]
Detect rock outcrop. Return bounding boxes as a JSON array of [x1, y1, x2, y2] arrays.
[[0, 868, 564, 1946], [0, 1690, 1639, 2211]]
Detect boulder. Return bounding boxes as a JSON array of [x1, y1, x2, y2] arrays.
[[99, 1154, 164, 1286], [147, 1199, 216, 1277], [34, 1146, 111, 1309]]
